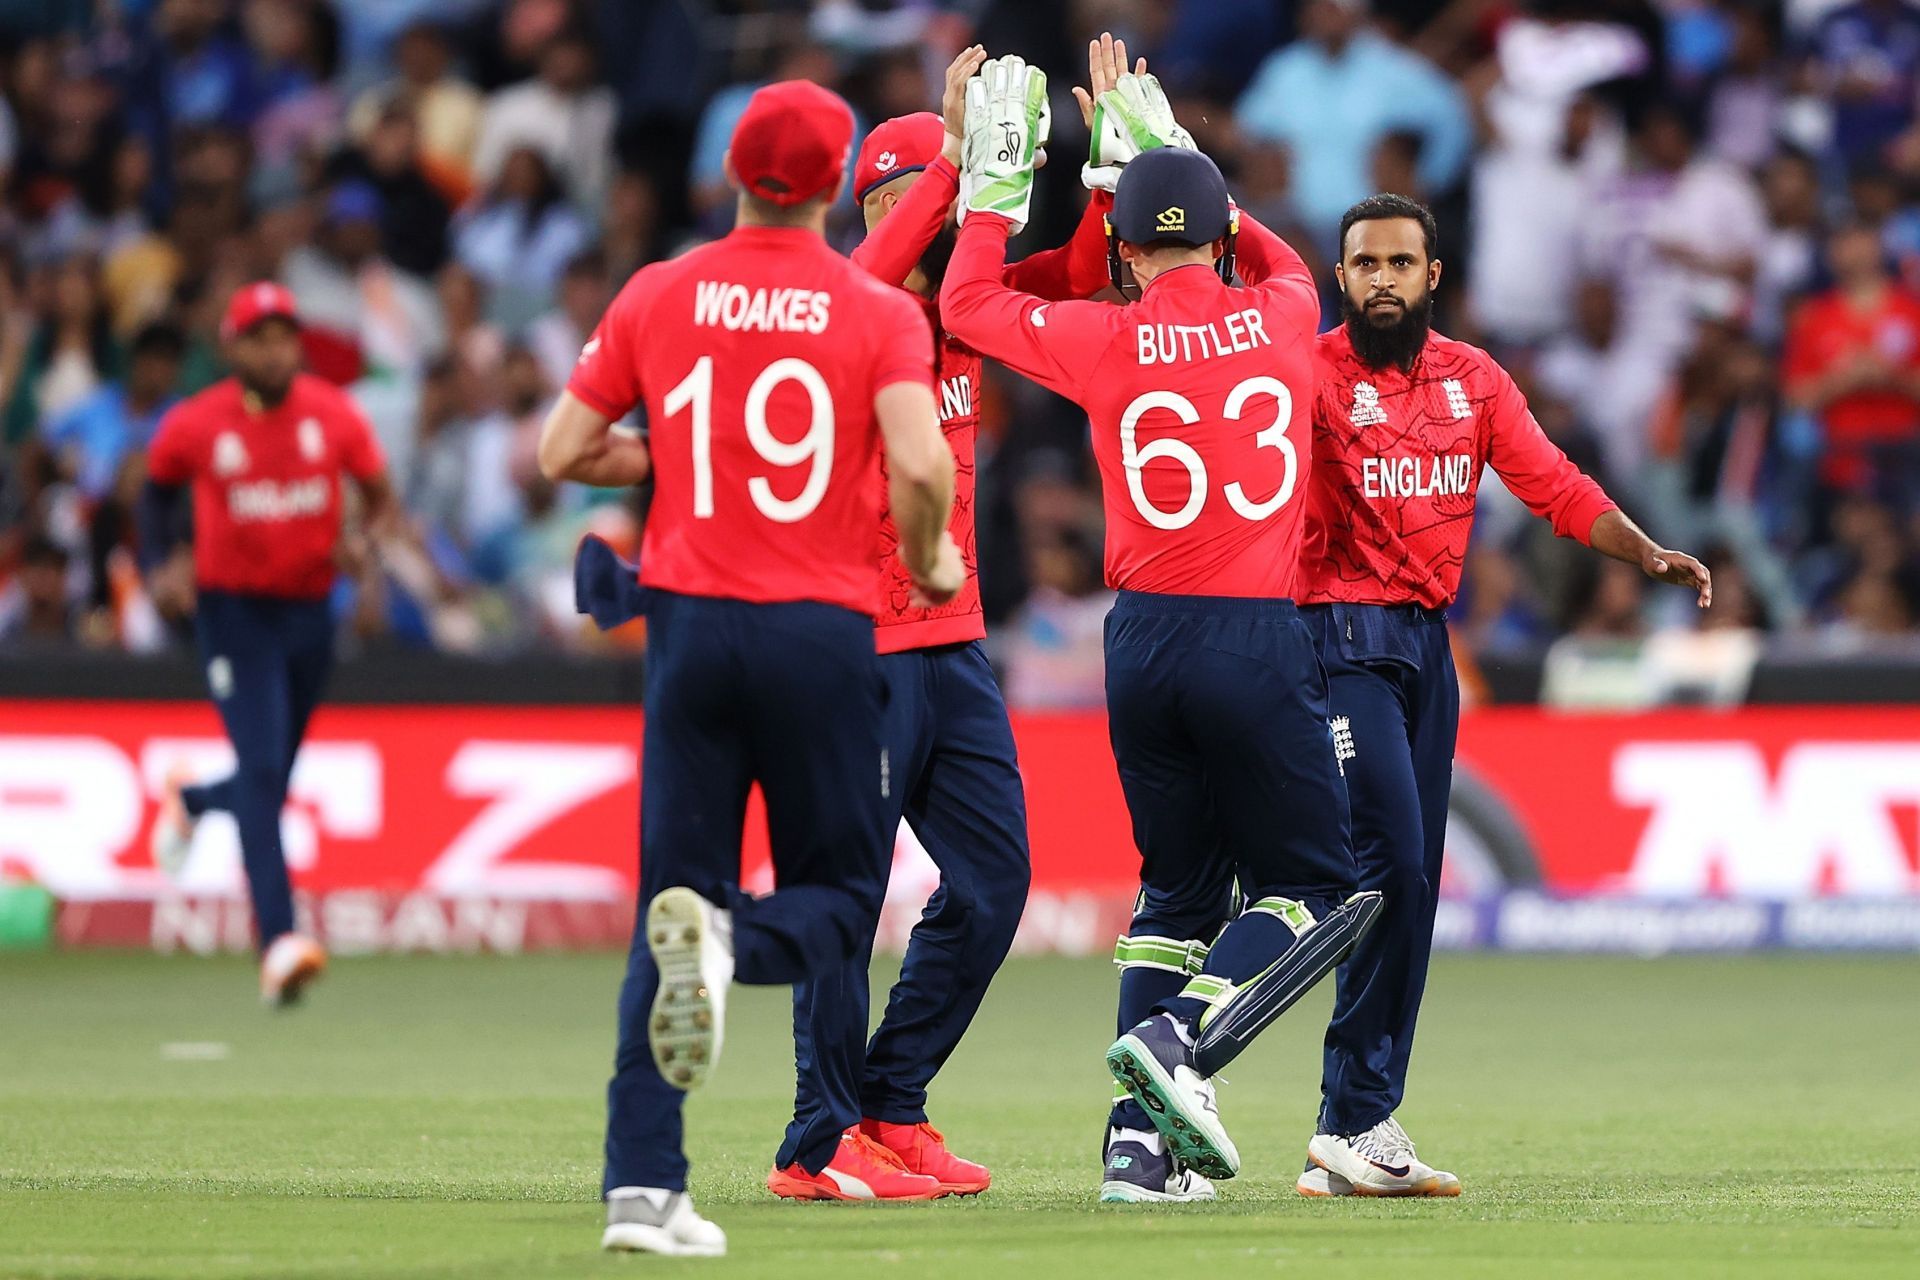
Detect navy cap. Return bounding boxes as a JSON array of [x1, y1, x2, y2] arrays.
[[1110, 148, 1231, 246]]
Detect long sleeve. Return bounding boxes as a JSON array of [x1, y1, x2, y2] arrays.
[[853, 155, 962, 287], [1483, 359, 1617, 545], [1232, 210, 1321, 338], [1231, 210, 1312, 292], [136, 480, 188, 572], [938, 213, 1119, 398], [1003, 190, 1113, 302]]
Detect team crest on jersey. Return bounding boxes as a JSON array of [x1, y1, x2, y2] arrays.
[[1350, 382, 1388, 427], [1443, 378, 1472, 420], [212, 431, 249, 477], [297, 417, 325, 461]]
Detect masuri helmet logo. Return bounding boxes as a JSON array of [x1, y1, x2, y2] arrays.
[[1156, 206, 1186, 233]]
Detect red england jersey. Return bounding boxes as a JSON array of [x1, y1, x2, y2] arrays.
[[1303, 326, 1617, 608], [568, 225, 935, 617], [146, 372, 385, 600], [940, 210, 1319, 599], [853, 155, 1111, 652]]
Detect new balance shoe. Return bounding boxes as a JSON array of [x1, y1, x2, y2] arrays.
[[1100, 1126, 1216, 1204], [149, 764, 198, 878], [766, 1128, 944, 1201], [645, 887, 733, 1091], [1305, 1116, 1461, 1197], [259, 933, 326, 1007], [861, 1119, 990, 1196], [602, 1186, 726, 1257], [1106, 1012, 1239, 1180]]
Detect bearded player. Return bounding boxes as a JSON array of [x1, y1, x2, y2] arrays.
[[1287, 194, 1711, 1196], [771, 44, 1116, 1204], [944, 57, 1383, 1202]]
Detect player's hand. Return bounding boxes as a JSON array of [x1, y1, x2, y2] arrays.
[[1077, 52, 1196, 192], [942, 44, 988, 163], [1642, 547, 1713, 608], [960, 55, 1049, 234], [150, 551, 196, 620], [1072, 30, 1140, 129], [908, 532, 966, 608]]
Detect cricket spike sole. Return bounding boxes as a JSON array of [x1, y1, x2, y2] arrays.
[[1306, 1152, 1462, 1197], [1104, 1034, 1239, 1181], [645, 888, 726, 1091], [1190, 890, 1385, 1078]]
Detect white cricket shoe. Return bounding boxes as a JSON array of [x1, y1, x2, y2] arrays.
[[1304, 1116, 1461, 1197], [1100, 1127, 1217, 1203], [645, 888, 733, 1091], [602, 1187, 726, 1257], [259, 933, 327, 1007], [149, 765, 198, 877]]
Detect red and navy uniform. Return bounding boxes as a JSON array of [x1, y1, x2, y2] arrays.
[[1300, 324, 1617, 1138], [783, 160, 1110, 1175], [569, 220, 938, 1195], [145, 372, 385, 950], [941, 208, 1357, 1134]]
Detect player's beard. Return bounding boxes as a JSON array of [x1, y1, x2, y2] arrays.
[[1342, 289, 1433, 373], [918, 221, 958, 289]]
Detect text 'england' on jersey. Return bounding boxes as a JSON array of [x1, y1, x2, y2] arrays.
[[567, 225, 936, 617]]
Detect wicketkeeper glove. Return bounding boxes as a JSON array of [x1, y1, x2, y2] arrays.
[[960, 55, 1050, 235], [1082, 71, 1196, 193]]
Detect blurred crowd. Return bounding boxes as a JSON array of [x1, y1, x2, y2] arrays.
[[3, 0, 1920, 705]]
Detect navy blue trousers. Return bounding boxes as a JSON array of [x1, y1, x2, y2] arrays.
[[602, 590, 893, 1194], [1102, 592, 1356, 1132], [1304, 603, 1459, 1136], [181, 590, 333, 952], [778, 641, 1032, 1173]]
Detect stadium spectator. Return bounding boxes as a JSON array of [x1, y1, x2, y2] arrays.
[[0, 531, 73, 646], [1782, 221, 1920, 510], [282, 180, 445, 384], [1237, 0, 1471, 244], [345, 20, 484, 199], [1802, 0, 1920, 164], [452, 146, 590, 332], [528, 250, 610, 394], [323, 99, 452, 278], [470, 25, 615, 212], [40, 322, 184, 502]]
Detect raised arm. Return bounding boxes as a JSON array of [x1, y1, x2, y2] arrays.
[[852, 153, 961, 287], [1004, 190, 1114, 301], [940, 213, 1115, 396]]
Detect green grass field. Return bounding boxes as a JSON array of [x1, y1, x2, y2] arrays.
[[2, 950, 1917, 1279]]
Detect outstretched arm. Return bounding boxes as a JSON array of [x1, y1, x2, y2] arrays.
[[1589, 509, 1713, 607], [1005, 190, 1114, 301], [851, 45, 985, 287]]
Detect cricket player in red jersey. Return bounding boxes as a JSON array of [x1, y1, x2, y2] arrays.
[[1290, 194, 1711, 1198], [535, 79, 961, 1257], [942, 57, 1380, 1201], [774, 44, 1116, 1203], [139, 282, 394, 1007]]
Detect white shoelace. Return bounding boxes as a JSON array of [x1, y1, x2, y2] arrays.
[[1352, 1117, 1417, 1166]]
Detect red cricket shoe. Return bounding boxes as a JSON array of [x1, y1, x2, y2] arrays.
[[861, 1120, 991, 1197], [765, 1129, 943, 1202]]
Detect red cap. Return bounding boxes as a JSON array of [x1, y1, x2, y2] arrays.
[[854, 112, 947, 202], [221, 281, 300, 341], [729, 80, 855, 207]]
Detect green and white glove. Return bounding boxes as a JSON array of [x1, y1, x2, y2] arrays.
[[1083, 71, 1196, 193], [960, 55, 1050, 234]]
